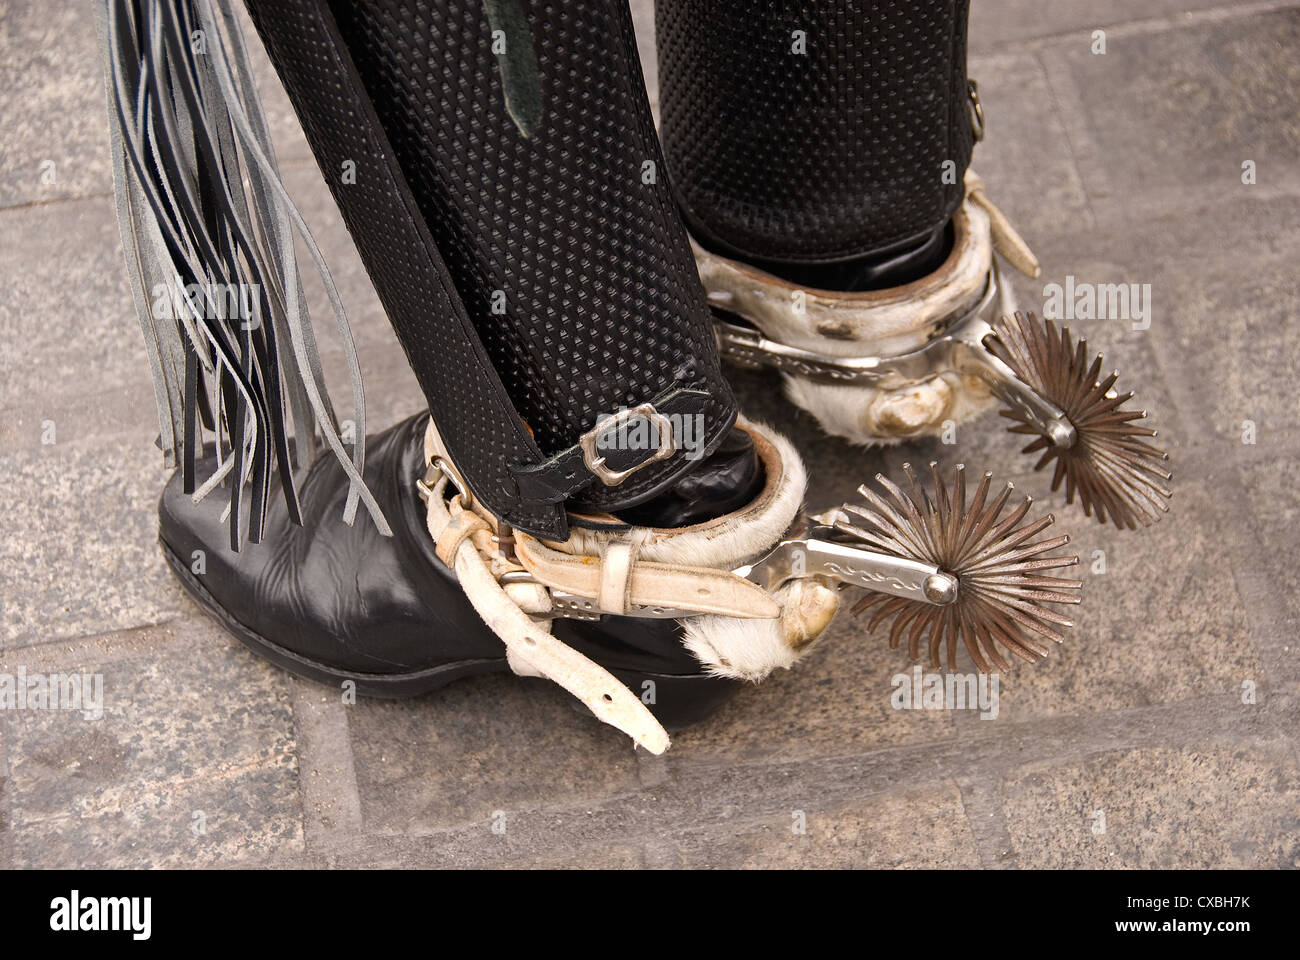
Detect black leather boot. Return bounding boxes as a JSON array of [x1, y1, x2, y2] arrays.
[[158, 413, 743, 730], [102, 0, 843, 753]]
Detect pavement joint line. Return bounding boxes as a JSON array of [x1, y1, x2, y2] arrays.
[[0, 615, 197, 669], [634, 747, 670, 790], [1031, 48, 1102, 231], [1079, 182, 1300, 234], [288, 676, 366, 850], [1135, 274, 1300, 702], [659, 693, 1283, 783], [955, 775, 1019, 869], [640, 838, 678, 869], [0, 711, 12, 869], [973, 0, 1300, 54], [950, 707, 1017, 868], [0, 156, 319, 216], [0, 353, 426, 456], [0, 191, 115, 213]]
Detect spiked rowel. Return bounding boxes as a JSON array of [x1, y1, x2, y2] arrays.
[[985, 311, 1172, 529], [843, 462, 1082, 672]]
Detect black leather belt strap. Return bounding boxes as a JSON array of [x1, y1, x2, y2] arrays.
[[511, 388, 712, 506]]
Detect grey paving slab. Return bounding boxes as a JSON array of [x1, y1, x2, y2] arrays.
[[999, 738, 1300, 868], [966, 51, 1095, 237], [288, 695, 1282, 867], [0, 713, 10, 868], [0, 197, 153, 423], [968, 0, 1271, 52], [0, 1, 112, 207], [984, 478, 1262, 722], [1039, 7, 1300, 222], [0, 380, 157, 457], [1117, 193, 1300, 456], [489, 843, 647, 869], [0, 429, 185, 648], [871, 424, 1254, 726], [0, 168, 414, 450], [646, 783, 982, 869], [1006, 192, 1300, 705], [852, 450, 1258, 723], [4, 617, 303, 868], [0, 0, 310, 210], [346, 672, 644, 835]]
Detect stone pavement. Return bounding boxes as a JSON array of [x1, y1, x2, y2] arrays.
[[1, 0, 1297, 868]]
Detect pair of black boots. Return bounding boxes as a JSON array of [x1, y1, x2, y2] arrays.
[[104, 1, 1166, 748]]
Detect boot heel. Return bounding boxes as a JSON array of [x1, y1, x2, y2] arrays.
[[605, 669, 743, 733], [569, 670, 741, 733]]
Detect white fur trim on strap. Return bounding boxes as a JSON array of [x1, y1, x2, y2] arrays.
[[696, 173, 1041, 447], [783, 371, 995, 448], [683, 614, 792, 681], [695, 203, 992, 360], [683, 577, 840, 683]]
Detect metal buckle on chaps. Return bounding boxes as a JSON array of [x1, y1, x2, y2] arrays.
[[579, 402, 677, 486]]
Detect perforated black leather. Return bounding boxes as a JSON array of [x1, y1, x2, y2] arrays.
[[657, 0, 973, 266], [243, 0, 736, 538]]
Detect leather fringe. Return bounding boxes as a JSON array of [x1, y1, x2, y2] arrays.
[[97, 0, 389, 549]]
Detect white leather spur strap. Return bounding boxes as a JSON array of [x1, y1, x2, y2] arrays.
[[513, 533, 780, 621], [419, 414, 839, 727], [422, 467, 672, 754], [964, 170, 1040, 282]]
